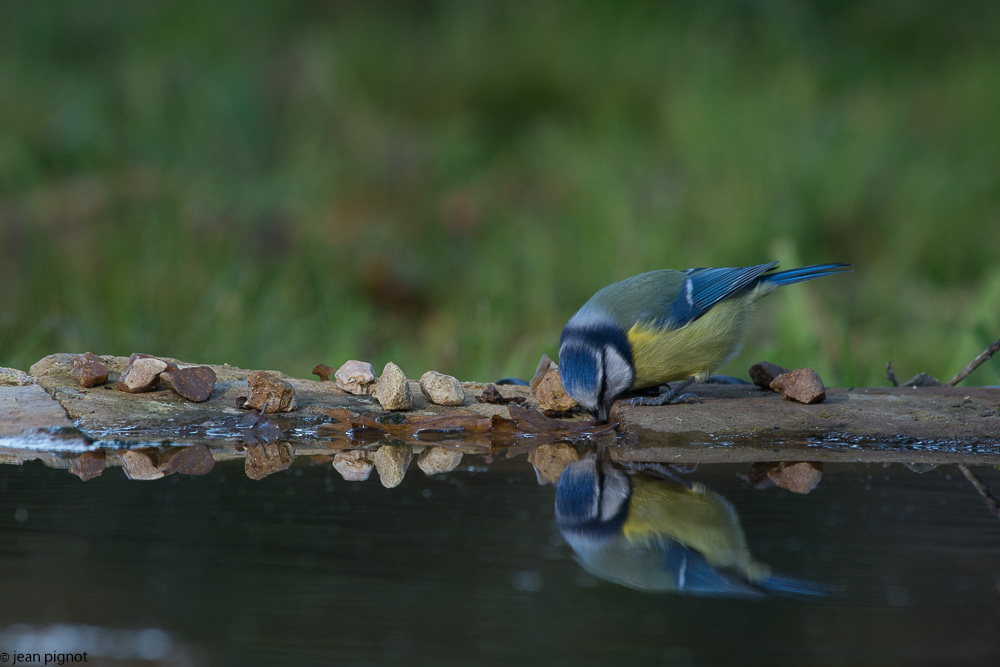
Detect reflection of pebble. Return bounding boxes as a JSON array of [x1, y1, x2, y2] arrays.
[[372, 362, 413, 411], [334, 450, 375, 481], [245, 371, 297, 412], [373, 444, 413, 488], [527, 443, 581, 484], [335, 360, 377, 395], [68, 450, 106, 481], [119, 449, 165, 480], [158, 444, 215, 475], [419, 371, 465, 406], [417, 446, 463, 475], [244, 441, 295, 480], [534, 370, 578, 412], [767, 461, 824, 494]]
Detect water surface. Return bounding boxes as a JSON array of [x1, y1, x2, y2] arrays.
[[1, 454, 999, 666]]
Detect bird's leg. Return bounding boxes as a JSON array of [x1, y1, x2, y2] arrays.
[[622, 461, 696, 488], [624, 376, 701, 406]]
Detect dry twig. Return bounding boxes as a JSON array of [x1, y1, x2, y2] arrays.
[[886, 361, 899, 387], [946, 339, 1000, 386]]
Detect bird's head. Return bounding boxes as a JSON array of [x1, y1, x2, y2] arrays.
[[558, 316, 634, 423]]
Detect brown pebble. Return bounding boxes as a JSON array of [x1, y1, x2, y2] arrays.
[[119, 448, 165, 480], [419, 371, 465, 406], [770, 367, 826, 404], [372, 362, 413, 411], [476, 384, 526, 405], [71, 352, 108, 388], [160, 366, 217, 402], [312, 363, 335, 382], [529, 354, 558, 392], [67, 450, 106, 481], [748, 361, 791, 389], [245, 371, 297, 413], [116, 357, 169, 393], [767, 461, 824, 494], [158, 444, 215, 476], [335, 360, 378, 396], [535, 370, 578, 412]]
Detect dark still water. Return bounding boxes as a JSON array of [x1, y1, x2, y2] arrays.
[[1, 453, 999, 666]]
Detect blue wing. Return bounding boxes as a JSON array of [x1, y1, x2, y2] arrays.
[[667, 262, 851, 329], [668, 262, 778, 328]]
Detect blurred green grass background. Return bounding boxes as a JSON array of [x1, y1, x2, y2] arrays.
[[2, 1, 998, 386]]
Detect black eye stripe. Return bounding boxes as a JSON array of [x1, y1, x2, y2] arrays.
[[560, 322, 633, 367]]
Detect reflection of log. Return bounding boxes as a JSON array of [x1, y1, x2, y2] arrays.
[[0, 354, 998, 476]]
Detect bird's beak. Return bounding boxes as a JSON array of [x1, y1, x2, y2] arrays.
[[595, 403, 608, 424]]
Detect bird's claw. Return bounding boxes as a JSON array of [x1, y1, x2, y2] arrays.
[[624, 391, 701, 407]]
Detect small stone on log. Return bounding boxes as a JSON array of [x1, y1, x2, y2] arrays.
[[530, 354, 558, 392], [160, 366, 217, 402], [373, 444, 413, 488], [117, 357, 169, 393], [770, 367, 826, 404], [333, 450, 375, 481], [335, 360, 377, 395], [417, 446, 464, 475], [372, 362, 413, 411], [535, 370, 578, 412], [312, 363, 334, 381], [245, 371, 297, 413], [419, 371, 465, 406], [748, 361, 791, 389], [70, 352, 109, 388]]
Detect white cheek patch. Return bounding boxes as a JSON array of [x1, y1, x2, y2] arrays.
[[599, 465, 630, 522], [602, 344, 634, 398]]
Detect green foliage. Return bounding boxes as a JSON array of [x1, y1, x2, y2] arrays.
[[2, 1, 998, 386]]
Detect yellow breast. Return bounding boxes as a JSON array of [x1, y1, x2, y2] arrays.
[[626, 295, 756, 389]]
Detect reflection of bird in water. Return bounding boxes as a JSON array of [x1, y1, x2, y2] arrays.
[[555, 455, 833, 598]]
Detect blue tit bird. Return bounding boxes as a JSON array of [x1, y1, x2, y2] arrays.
[[558, 262, 850, 422], [554, 455, 832, 598]]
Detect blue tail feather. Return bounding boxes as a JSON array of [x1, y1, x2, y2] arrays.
[[761, 263, 852, 287]]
